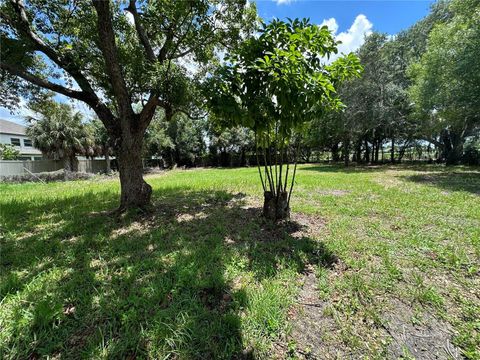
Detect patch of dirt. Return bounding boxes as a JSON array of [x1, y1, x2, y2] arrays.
[[288, 213, 327, 239], [317, 190, 351, 196], [198, 286, 233, 312], [373, 172, 411, 191], [68, 320, 101, 350], [383, 299, 462, 360], [287, 268, 350, 359], [287, 280, 463, 360]]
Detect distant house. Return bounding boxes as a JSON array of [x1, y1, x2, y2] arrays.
[[0, 119, 43, 160]]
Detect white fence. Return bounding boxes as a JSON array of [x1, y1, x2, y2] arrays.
[[0, 159, 108, 177]]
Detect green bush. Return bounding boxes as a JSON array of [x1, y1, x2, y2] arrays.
[[462, 140, 480, 165]]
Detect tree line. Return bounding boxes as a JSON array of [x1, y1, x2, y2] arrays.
[[302, 0, 479, 166]]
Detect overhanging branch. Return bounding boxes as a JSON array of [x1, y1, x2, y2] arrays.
[[9, 0, 99, 98], [1, 62, 86, 101]]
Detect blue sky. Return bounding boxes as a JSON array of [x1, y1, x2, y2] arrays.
[[1, 0, 434, 126], [255, 1, 434, 35]]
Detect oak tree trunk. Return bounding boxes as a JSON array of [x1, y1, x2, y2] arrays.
[[117, 133, 152, 210], [443, 130, 464, 166], [263, 191, 290, 221], [355, 141, 362, 163]]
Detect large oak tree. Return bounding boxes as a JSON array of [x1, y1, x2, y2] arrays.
[[0, 0, 256, 210]]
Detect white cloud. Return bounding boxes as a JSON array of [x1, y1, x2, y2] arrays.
[[274, 0, 295, 5], [320, 14, 373, 61], [319, 18, 339, 35], [125, 11, 134, 25]]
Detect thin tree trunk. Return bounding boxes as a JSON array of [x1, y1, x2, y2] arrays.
[[364, 139, 370, 163], [371, 142, 376, 164], [331, 143, 340, 162], [391, 137, 395, 164], [63, 156, 71, 171], [105, 151, 111, 173], [343, 136, 350, 167], [355, 141, 362, 163], [255, 134, 266, 192]]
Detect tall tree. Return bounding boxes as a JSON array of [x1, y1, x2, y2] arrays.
[[208, 125, 254, 167], [206, 18, 362, 220], [165, 112, 205, 167], [143, 111, 174, 168], [1, 0, 256, 210], [409, 0, 480, 164]]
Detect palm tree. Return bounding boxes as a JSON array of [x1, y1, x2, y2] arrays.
[[26, 100, 90, 171]]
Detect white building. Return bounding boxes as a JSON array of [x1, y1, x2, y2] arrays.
[[0, 119, 43, 160]]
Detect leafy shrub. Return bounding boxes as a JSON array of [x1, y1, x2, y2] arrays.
[[462, 141, 480, 165], [0, 144, 20, 160]]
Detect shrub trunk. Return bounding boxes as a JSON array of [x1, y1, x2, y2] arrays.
[[263, 191, 290, 221]]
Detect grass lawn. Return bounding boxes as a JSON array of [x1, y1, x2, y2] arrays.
[[0, 164, 479, 359]]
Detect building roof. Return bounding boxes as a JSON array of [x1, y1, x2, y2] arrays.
[[0, 119, 27, 136]]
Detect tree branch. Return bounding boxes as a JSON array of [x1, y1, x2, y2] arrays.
[[1, 62, 117, 134], [158, 28, 174, 63], [2, 1, 123, 139], [126, 0, 156, 62], [9, 0, 99, 100], [0, 62, 85, 100], [174, 107, 207, 120], [92, 0, 134, 121], [139, 94, 160, 130]]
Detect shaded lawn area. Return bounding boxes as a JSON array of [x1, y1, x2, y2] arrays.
[[0, 165, 479, 359]]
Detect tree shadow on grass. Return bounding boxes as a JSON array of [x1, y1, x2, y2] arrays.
[[0, 186, 335, 359], [402, 171, 480, 195]]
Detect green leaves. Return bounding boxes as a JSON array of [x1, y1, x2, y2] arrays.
[[408, 0, 480, 138], [206, 17, 362, 140], [0, 144, 20, 160]]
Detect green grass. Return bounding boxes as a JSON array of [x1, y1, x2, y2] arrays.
[[0, 164, 479, 359]]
